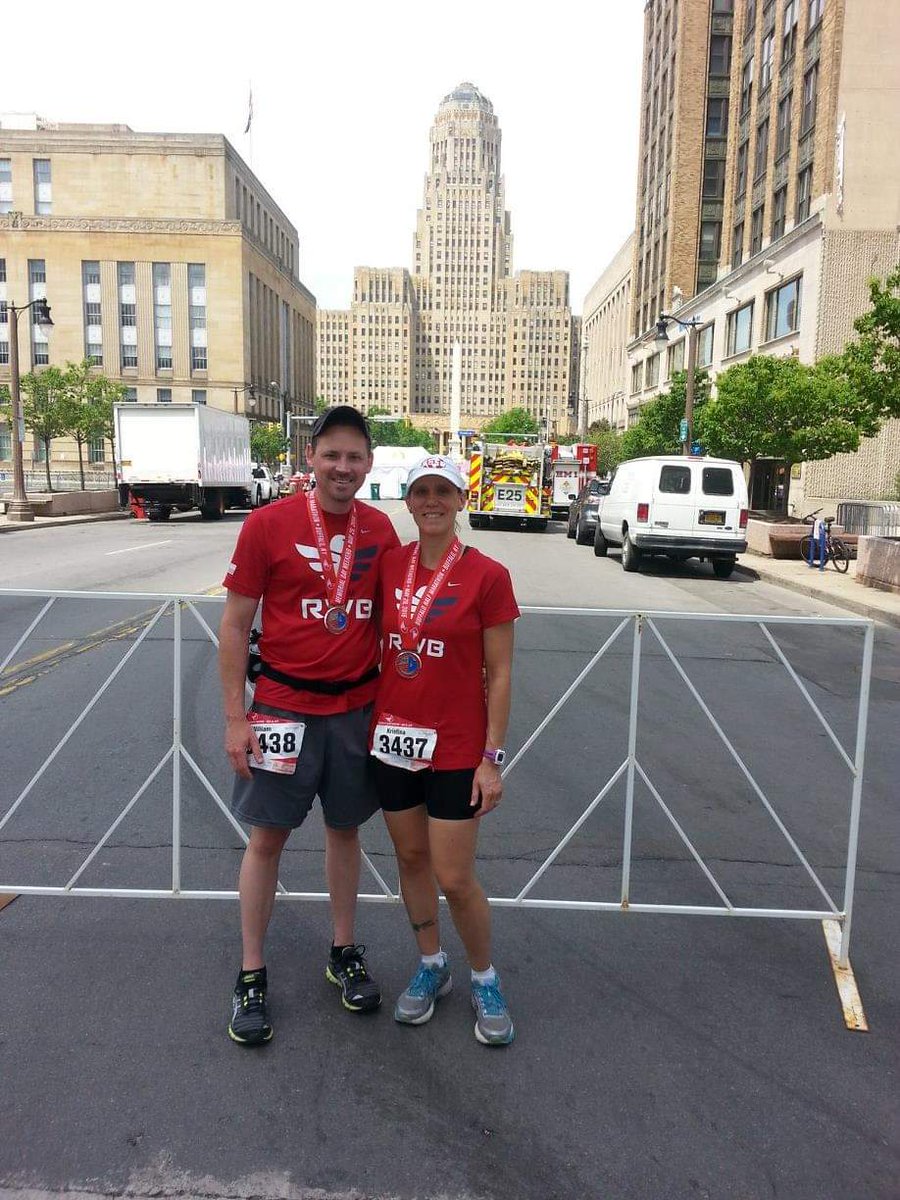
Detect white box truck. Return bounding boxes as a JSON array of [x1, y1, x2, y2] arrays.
[[115, 404, 261, 522]]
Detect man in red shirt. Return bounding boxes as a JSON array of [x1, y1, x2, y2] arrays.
[[219, 406, 399, 1045]]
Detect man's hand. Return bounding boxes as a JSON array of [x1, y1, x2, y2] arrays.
[[471, 759, 502, 818], [226, 715, 262, 780]]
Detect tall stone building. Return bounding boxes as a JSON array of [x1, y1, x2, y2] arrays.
[[318, 84, 575, 445], [589, 0, 898, 508], [0, 117, 316, 478], [582, 234, 634, 431]]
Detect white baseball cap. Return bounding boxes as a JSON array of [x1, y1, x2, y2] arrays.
[[406, 454, 467, 491]]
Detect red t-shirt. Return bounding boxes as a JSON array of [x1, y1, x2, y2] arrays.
[[373, 544, 520, 770], [223, 495, 400, 715]]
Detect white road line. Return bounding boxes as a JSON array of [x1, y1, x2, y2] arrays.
[[106, 540, 173, 556]]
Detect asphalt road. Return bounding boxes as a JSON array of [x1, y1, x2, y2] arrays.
[[1, 504, 898, 1200]]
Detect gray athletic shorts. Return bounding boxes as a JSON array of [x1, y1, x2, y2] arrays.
[[231, 702, 379, 831]]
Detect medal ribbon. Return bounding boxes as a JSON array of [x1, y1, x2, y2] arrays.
[[307, 492, 358, 609], [398, 538, 463, 651]]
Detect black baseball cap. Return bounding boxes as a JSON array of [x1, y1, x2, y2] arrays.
[[310, 405, 371, 447]]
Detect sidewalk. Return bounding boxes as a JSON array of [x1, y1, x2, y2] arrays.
[[736, 552, 900, 628], [0, 509, 132, 533]]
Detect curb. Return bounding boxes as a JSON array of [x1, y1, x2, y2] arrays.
[[734, 561, 900, 629], [0, 511, 132, 534]]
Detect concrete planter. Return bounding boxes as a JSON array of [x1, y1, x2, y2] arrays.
[[0, 490, 120, 517], [856, 536, 900, 594]]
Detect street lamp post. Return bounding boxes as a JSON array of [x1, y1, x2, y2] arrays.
[[578, 338, 589, 438], [232, 383, 255, 413], [655, 312, 701, 458], [5, 298, 53, 523]]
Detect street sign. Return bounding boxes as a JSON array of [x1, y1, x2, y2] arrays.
[[690, 441, 703, 456], [456, 429, 476, 437], [679, 418, 689, 442]]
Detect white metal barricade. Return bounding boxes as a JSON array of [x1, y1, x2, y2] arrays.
[[0, 589, 874, 1009]]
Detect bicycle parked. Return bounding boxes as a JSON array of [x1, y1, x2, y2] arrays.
[[799, 510, 850, 573]]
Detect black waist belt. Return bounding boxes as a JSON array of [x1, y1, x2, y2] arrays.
[[247, 655, 379, 696]]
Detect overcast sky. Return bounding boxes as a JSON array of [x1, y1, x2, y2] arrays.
[[4, 0, 644, 314]]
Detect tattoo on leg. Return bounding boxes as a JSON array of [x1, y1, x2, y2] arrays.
[[411, 917, 436, 933]]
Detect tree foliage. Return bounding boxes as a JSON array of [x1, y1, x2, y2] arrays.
[[57, 360, 120, 490], [367, 410, 437, 451], [818, 265, 900, 434], [697, 355, 861, 464], [0, 368, 69, 492], [620, 369, 710, 459], [587, 421, 625, 474], [251, 422, 288, 466], [479, 407, 540, 438]]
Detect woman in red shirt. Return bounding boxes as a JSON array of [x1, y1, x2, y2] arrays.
[[371, 455, 520, 1045]]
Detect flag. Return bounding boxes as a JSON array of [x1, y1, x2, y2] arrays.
[[244, 87, 253, 135]]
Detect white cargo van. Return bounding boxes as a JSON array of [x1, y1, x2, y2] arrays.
[[594, 455, 748, 578]]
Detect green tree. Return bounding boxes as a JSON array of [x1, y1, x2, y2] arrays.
[[251, 421, 288, 466], [697, 357, 861, 509], [367, 408, 436, 451], [819, 265, 900, 433], [479, 407, 540, 439], [0, 368, 69, 492], [89, 374, 128, 477], [58, 360, 112, 490], [620, 369, 711, 459]]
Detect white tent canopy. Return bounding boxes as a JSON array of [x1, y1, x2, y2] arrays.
[[357, 445, 430, 500]]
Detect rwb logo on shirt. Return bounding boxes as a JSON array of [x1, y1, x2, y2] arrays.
[[295, 537, 378, 581], [393, 586, 457, 625]]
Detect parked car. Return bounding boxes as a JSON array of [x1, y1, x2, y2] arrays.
[[593, 455, 748, 577], [566, 478, 612, 545], [250, 463, 278, 506]]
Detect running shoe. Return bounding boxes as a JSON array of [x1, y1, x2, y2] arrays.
[[325, 944, 382, 1013], [394, 958, 453, 1025], [228, 970, 273, 1046], [471, 973, 515, 1045]]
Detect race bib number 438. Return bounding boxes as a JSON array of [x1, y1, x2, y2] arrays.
[[371, 713, 437, 773], [246, 710, 306, 775]]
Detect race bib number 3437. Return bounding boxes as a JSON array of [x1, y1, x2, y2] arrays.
[[371, 713, 437, 773], [246, 711, 306, 775]]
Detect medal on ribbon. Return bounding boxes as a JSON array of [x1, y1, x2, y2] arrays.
[[395, 538, 462, 679], [307, 492, 358, 635]]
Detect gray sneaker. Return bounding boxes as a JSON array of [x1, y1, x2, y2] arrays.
[[394, 958, 452, 1025], [471, 973, 515, 1045]]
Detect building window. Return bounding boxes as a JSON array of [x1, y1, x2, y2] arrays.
[[727, 302, 754, 355], [153, 262, 172, 370], [29, 259, 49, 365], [698, 324, 715, 367], [668, 339, 685, 375], [191, 389, 207, 405], [801, 63, 819, 134], [157, 388, 173, 404], [776, 93, 793, 159], [765, 276, 801, 340], [0, 159, 11, 214], [188, 263, 207, 372], [745, 0, 757, 38], [645, 353, 660, 388], [712, 0, 734, 11], [0, 424, 10, 459], [82, 261, 103, 366], [118, 261, 137, 368], [33, 159, 51, 215], [741, 56, 754, 114], [631, 362, 642, 394], [123, 387, 138, 402], [0, 261, 7, 365], [754, 119, 770, 179], [732, 221, 744, 269], [796, 164, 813, 221], [808, 0, 824, 29], [88, 436, 105, 464], [772, 187, 788, 239], [750, 205, 765, 254], [706, 97, 729, 138], [702, 158, 726, 199], [709, 35, 732, 76], [760, 33, 774, 90], [782, 0, 798, 61], [736, 142, 749, 197], [700, 221, 722, 261]]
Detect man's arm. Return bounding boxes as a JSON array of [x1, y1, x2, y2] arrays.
[[218, 590, 263, 779]]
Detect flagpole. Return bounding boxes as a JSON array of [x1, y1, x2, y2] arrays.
[[244, 82, 254, 169]]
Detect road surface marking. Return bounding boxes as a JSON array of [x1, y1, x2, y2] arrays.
[[822, 919, 868, 1032], [106, 540, 173, 555]]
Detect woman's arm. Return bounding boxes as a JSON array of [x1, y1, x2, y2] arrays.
[[470, 620, 515, 817]]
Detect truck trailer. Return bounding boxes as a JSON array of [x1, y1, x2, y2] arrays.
[[467, 440, 551, 531], [115, 403, 258, 522]]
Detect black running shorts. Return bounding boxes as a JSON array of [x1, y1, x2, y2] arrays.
[[373, 760, 479, 821], [231, 703, 379, 831]]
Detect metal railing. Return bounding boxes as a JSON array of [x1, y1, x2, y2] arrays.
[[0, 590, 874, 972], [836, 501, 900, 538]]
